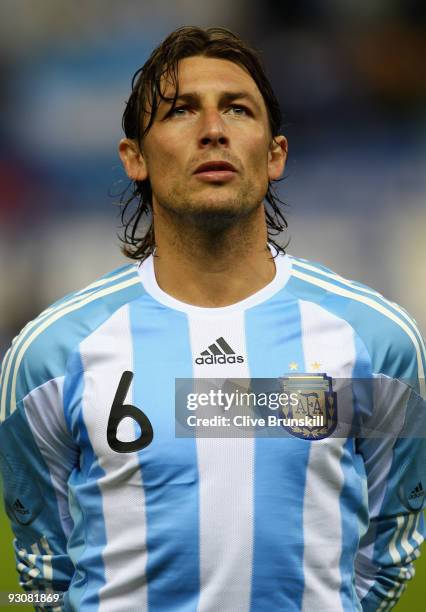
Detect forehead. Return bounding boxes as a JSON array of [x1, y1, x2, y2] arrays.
[[162, 55, 263, 100]]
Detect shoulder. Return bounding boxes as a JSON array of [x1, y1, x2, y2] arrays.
[[0, 263, 144, 419], [286, 255, 426, 387]]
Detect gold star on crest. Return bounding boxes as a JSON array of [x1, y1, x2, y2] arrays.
[[289, 362, 298, 371], [311, 361, 321, 371]]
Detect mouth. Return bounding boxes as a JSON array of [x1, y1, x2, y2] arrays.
[[193, 161, 237, 183]]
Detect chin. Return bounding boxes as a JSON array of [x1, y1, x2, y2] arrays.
[[157, 187, 262, 227], [183, 199, 259, 232]]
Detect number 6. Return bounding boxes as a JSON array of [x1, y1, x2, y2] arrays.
[[107, 371, 153, 453]]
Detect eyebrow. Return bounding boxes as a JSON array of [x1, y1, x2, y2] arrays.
[[162, 90, 262, 112]]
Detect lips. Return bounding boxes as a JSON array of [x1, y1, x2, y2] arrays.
[[194, 161, 237, 174]]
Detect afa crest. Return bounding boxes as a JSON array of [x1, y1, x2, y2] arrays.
[[279, 373, 337, 440]]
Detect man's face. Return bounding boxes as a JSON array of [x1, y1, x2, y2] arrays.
[[120, 56, 287, 226]]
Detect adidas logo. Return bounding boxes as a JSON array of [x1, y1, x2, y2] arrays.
[[408, 482, 424, 500], [13, 498, 29, 515], [195, 337, 244, 365]]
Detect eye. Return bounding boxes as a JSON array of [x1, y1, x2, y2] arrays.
[[228, 105, 250, 116], [169, 105, 190, 117]]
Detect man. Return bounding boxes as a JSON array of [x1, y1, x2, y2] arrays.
[[0, 26, 425, 612]]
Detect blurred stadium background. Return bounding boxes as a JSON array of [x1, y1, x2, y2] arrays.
[[0, 1, 425, 609]]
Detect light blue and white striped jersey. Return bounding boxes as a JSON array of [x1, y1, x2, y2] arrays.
[[0, 250, 425, 612]]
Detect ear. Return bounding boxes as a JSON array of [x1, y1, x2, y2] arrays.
[[267, 135, 288, 181], [118, 138, 148, 181]]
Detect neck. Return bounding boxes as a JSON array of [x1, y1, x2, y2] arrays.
[[151, 204, 276, 307]]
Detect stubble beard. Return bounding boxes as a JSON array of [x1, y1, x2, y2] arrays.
[[156, 179, 266, 252]]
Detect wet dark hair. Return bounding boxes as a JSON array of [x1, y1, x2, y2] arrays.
[[119, 25, 287, 261]]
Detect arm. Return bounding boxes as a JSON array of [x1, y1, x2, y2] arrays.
[[355, 379, 426, 611], [0, 376, 78, 610]]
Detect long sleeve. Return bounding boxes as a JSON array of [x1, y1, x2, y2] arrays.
[[0, 374, 79, 610], [0, 262, 142, 611], [355, 379, 426, 611]]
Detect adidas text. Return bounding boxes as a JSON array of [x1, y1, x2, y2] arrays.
[[195, 354, 244, 365]]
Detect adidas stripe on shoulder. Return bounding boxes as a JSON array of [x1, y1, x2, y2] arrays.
[[288, 256, 426, 395], [0, 264, 143, 422]]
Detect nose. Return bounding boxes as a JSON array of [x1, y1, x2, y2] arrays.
[[198, 109, 229, 147]]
